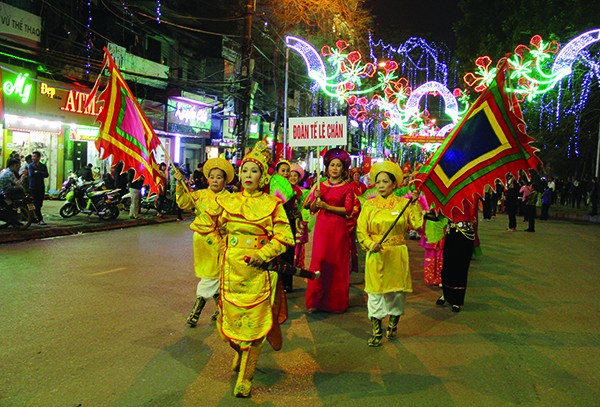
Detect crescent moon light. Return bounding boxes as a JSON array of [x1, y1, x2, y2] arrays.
[[285, 36, 327, 86], [552, 28, 600, 80]]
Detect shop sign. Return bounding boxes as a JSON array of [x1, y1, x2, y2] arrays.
[[167, 99, 211, 136], [60, 89, 102, 116], [288, 116, 347, 147], [35, 78, 99, 125], [2, 72, 33, 104], [69, 125, 99, 141], [174, 102, 209, 124], [0, 3, 42, 48]]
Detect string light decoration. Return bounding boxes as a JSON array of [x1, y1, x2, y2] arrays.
[[460, 31, 600, 159], [85, 0, 92, 75], [287, 30, 599, 157], [156, 0, 162, 24]]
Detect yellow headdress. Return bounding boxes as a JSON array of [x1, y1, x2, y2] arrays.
[[240, 139, 272, 189], [203, 157, 235, 184], [370, 160, 404, 187]]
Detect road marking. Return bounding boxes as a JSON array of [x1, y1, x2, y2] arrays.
[[90, 267, 127, 276]]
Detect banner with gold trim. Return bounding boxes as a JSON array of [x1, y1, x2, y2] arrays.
[[415, 68, 541, 215], [87, 48, 165, 194]]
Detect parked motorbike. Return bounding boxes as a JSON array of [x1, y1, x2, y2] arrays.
[[120, 186, 174, 215], [57, 171, 78, 200], [59, 180, 121, 220], [0, 188, 36, 229]]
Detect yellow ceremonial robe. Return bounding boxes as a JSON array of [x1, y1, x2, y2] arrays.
[[177, 186, 229, 279], [356, 195, 423, 294], [197, 190, 294, 348]]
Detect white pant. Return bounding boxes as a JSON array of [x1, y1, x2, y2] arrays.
[[129, 188, 141, 218], [367, 292, 406, 319], [196, 278, 219, 299]]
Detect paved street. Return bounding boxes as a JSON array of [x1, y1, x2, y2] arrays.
[[1, 216, 599, 406]]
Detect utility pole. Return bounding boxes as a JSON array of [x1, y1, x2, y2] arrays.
[[234, 0, 255, 162]]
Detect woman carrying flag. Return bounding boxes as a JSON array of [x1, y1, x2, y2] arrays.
[[356, 161, 423, 346]]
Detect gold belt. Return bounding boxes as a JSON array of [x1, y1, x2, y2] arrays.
[[447, 222, 475, 240], [228, 234, 269, 249], [372, 234, 406, 246]]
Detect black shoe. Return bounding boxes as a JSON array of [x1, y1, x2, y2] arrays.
[[451, 305, 461, 313], [524, 229, 535, 232], [436, 296, 446, 306]]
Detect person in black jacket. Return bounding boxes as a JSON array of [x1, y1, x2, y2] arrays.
[[28, 151, 49, 225], [504, 176, 519, 231]]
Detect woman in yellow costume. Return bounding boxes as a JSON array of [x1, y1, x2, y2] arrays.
[[356, 161, 423, 347], [176, 157, 234, 328], [197, 140, 294, 397]]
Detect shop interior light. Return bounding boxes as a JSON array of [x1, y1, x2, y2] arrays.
[[5, 114, 62, 130]]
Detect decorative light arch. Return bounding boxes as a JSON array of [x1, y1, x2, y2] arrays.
[[285, 36, 327, 84], [552, 28, 600, 79], [405, 81, 459, 123]]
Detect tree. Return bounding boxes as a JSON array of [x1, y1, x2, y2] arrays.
[[453, 0, 600, 177], [252, 0, 374, 151]]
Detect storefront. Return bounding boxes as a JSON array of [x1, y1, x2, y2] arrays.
[[35, 75, 102, 193], [1, 66, 64, 193]]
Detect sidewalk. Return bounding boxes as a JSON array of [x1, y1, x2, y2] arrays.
[[1, 199, 598, 245], [0, 198, 189, 245]]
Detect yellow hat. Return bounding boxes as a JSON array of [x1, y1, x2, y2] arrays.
[[370, 160, 404, 187], [240, 139, 272, 189], [203, 157, 235, 184]]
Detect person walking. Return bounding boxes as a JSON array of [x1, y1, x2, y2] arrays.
[[27, 151, 49, 225], [589, 177, 598, 216], [540, 183, 552, 220], [304, 148, 356, 314], [504, 177, 519, 231], [435, 200, 478, 312], [274, 160, 298, 293], [155, 163, 168, 217], [195, 141, 294, 397], [524, 183, 539, 232], [176, 157, 234, 328], [356, 161, 423, 347]]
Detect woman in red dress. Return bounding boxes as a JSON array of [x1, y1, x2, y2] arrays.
[[305, 148, 356, 313]]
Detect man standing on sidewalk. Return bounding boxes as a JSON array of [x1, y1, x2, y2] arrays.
[[28, 151, 49, 225], [127, 168, 143, 220]]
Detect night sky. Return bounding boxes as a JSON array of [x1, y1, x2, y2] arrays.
[[365, 0, 461, 48]]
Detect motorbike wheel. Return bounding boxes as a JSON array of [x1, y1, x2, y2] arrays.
[[57, 190, 67, 200], [99, 204, 119, 221], [60, 203, 79, 218], [13, 204, 33, 230]]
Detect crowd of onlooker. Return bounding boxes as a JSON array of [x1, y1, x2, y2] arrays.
[[481, 174, 599, 222]]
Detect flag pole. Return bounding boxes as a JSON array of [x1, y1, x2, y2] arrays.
[[376, 195, 415, 246]]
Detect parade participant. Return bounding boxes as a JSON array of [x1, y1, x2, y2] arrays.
[[356, 161, 423, 347], [305, 148, 355, 313], [290, 164, 309, 268], [275, 160, 297, 293], [176, 157, 234, 328], [421, 211, 447, 286], [195, 140, 294, 398], [289, 164, 305, 188], [436, 200, 478, 312], [349, 167, 367, 196], [348, 167, 366, 273]]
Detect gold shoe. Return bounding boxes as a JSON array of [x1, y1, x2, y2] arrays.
[[234, 379, 252, 398]]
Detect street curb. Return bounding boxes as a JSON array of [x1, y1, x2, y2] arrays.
[[0, 216, 181, 245]]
